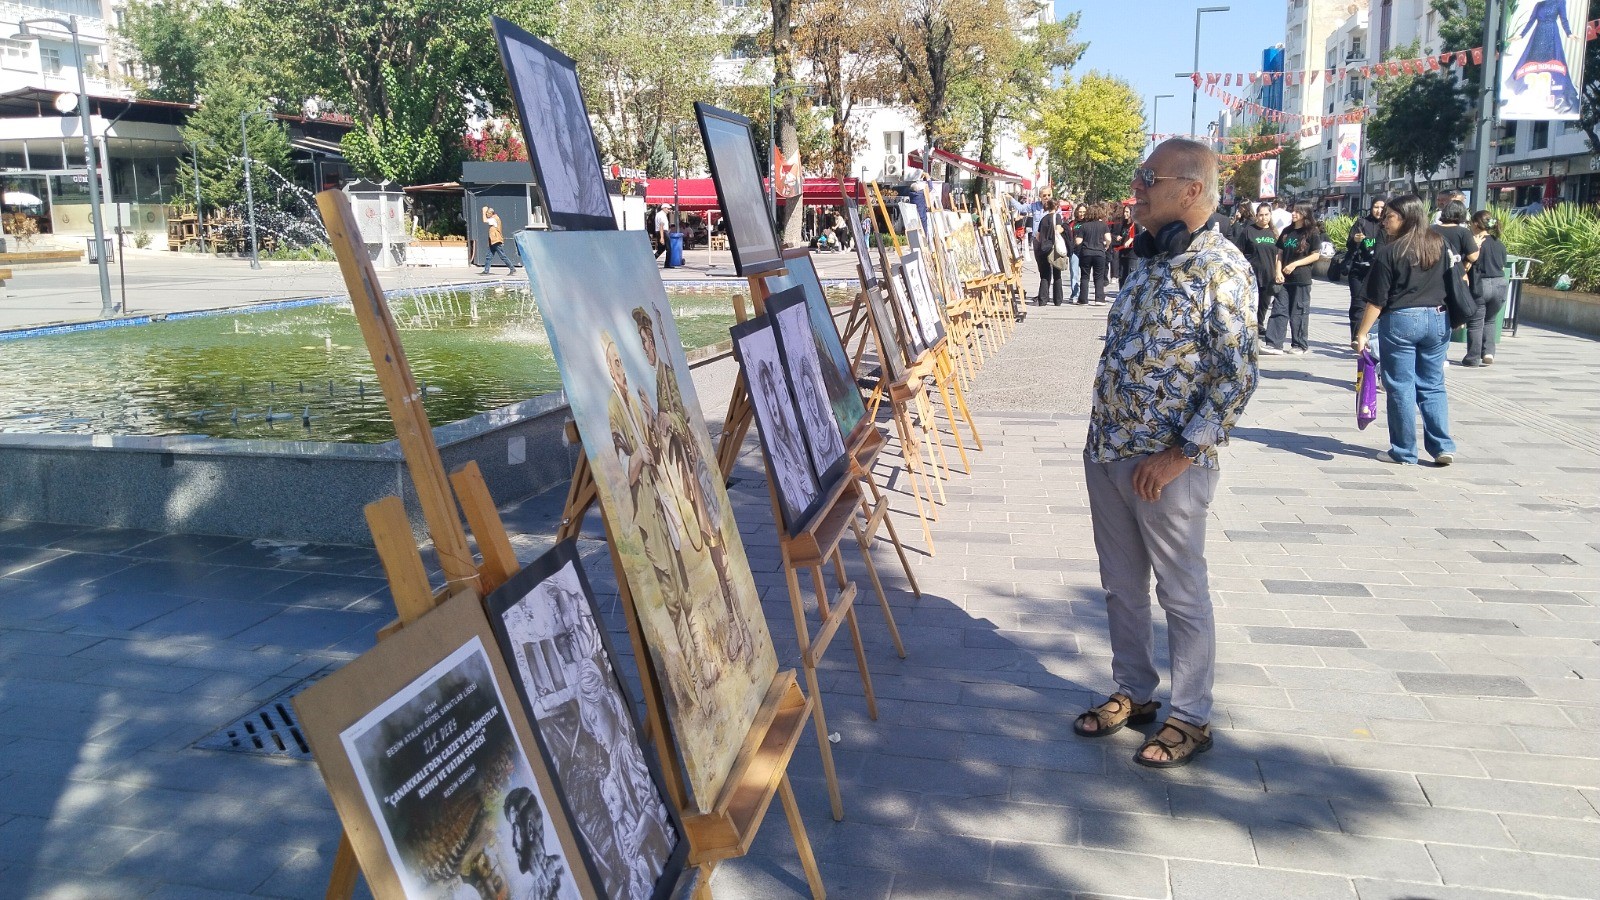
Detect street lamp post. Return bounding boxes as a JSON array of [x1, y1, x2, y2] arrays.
[[1150, 93, 1175, 142], [240, 107, 274, 270], [1191, 6, 1230, 137], [13, 16, 112, 317]]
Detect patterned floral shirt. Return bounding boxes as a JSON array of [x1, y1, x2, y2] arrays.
[[1086, 227, 1259, 470]]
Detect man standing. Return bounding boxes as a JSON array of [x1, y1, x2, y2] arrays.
[[1076, 139, 1258, 768], [653, 204, 673, 267], [479, 205, 515, 276], [1345, 197, 1387, 340]]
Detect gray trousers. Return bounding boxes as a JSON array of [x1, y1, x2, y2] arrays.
[[1084, 454, 1220, 726]]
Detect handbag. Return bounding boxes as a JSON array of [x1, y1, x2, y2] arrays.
[[1467, 260, 1484, 301], [1442, 259, 1474, 330], [1356, 349, 1379, 430], [1049, 216, 1071, 269]]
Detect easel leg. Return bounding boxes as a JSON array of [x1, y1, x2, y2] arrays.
[[890, 399, 936, 554], [860, 467, 920, 597], [694, 863, 715, 900], [325, 833, 360, 900], [933, 368, 972, 475], [916, 390, 950, 504], [850, 518, 907, 658], [946, 361, 983, 452], [779, 774, 827, 900], [820, 557, 877, 722], [785, 560, 845, 821]]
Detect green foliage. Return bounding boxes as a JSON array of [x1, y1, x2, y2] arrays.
[[1032, 72, 1144, 202], [179, 78, 290, 209], [1503, 204, 1600, 292], [263, 244, 337, 261], [1223, 121, 1309, 201], [120, 0, 214, 101], [949, 11, 1086, 170], [1321, 214, 1354, 249], [134, 231, 153, 249], [1366, 41, 1473, 191], [336, 65, 451, 186]]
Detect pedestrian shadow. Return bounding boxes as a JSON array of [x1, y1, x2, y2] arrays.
[[1230, 425, 1376, 461], [1257, 367, 1353, 391]]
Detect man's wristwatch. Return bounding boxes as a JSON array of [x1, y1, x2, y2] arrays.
[[1180, 440, 1207, 461]]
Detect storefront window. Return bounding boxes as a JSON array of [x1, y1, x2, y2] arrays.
[[26, 140, 64, 171]]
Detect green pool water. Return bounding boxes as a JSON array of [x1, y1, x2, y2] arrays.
[[0, 285, 750, 444]]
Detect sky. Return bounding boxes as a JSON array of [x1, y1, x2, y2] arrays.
[[1057, 0, 1291, 142]]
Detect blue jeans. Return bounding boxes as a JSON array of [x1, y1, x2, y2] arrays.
[[1378, 306, 1456, 463]]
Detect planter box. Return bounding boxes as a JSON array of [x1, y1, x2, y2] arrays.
[[1518, 284, 1600, 338]]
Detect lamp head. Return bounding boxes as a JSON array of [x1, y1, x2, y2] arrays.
[[10, 22, 31, 39]]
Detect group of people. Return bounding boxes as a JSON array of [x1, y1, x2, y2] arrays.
[[1022, 197, 1139, 306], [800, 206, 856, 253]]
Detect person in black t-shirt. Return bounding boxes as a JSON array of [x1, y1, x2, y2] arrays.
[[1111, 203, 1138, 284], [1234, 203, 1282, 335], [1464, 210, 1509, 367], [1354, 194, 1458, 467], [1074, 202, 1112, 304], [1032, 198, 1066, 306], [1345, 198, 1387, 340], [1430, 199, 1479, 282], [1266, 203, 1322, 353]]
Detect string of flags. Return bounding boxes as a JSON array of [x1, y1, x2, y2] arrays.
[[1147, 127, 1322, 145], [1202, 82, 1369, 126], [1219, 146, 1284, 164], [1188, 18, 1600, 87]]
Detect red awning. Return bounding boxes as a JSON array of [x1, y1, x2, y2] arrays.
[[643, 177, 864, 211], [907, 148, 1026, 184]]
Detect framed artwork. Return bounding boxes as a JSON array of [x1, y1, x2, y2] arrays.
[[947, 218, 984, 282], [517, 229, 779, 813], [842, 192, 877, 287], [884, 261, 929, 360], [492, 18, 616, 231], [863, 281, 907, 386], [766, 287, 850, 489], [294, 591, 600, 900], [764, 249, 867, 441], [484, 540, 690, 900], [896, 201, 922, 239], [694, 102, 783, 276], [899, 251, 947, 348], [977, 231, 1000, 276], [730, 317, 824, 534]]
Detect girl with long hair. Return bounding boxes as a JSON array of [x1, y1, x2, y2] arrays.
[[1353, 194, 1458, 466], [1465, 210, 1509, 367], [1266, 202, 1322, 353]]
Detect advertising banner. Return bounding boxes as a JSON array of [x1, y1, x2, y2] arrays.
[[1335, 124, 1362, 184], [1259, 158, 1278, 199], [1499, 0, 1586, 120]]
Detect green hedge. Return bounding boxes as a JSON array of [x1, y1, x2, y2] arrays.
[[1500, 205, 1600, 293]]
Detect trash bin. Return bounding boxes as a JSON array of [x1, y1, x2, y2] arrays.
[[666, 231, 684, 268], [86, 236, 113, 264]]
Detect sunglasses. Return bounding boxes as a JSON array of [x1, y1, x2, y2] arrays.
[[1133, 167, 1193, 188]]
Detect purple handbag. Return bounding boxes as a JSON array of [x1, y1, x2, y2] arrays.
[[1356, 349, 1379, 429]]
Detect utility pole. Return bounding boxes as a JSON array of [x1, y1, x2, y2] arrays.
[[1470, 0, 1504, 209]]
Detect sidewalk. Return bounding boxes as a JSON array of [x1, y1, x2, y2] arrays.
[[0, 270, 1596, 898], [0, 243, 868, 332]]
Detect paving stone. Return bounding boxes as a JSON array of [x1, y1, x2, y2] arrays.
[[1246, 626, 1368, 648], [1253, 825, 1441, 881], [989, 841, 1168, 897], [1418, 774, 1599, 818], [1498, 812, 1600, 858], [1436, 528, 1538, 541], [1329, 799, 1514, 848], [1395, 672, 1536, 698], [1396, 615, 1522, 636], [1466, 550, 1576, 565], [1262, 579, 1373, 597], [1426, 844, 1600, 898], [1467, 587, 1587, 605], [1350, 878, 1559, 900], [1170, 860, 1357, 900], [1076, 807, 1256, 863]]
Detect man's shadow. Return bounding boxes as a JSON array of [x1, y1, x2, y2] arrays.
[[1231, 425, 1377, 461]]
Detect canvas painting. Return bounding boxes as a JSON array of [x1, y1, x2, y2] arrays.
[[884, 262, 929, 359], [897, 201, 923, 239], [766, 287, 849, 488], [923, 211, 966, 304], [977, 231, 1000, 277], [493, 18, 615, 231], [947, 217, 984, 282], [517, 229, 778, 813], [294, 590, 601, 900], [900, 251, 947, 348], [863, 280, 907, 385], [842, 193, 877, 287], [485, 540, 687, 900], [730, 317, 824, 533], [763, 251, 867, 440], [695, 102, 783, 276]]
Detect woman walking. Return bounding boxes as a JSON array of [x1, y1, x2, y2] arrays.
[[1111, 203, 1137, 284], [1073, 202, 1111, 304], [1032, 198, 1066, 306], [1266, 203, 1322, 353], [1353, 194, 1458, 466], [1464, 210, 1508, 367]]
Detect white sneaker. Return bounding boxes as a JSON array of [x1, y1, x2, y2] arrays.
[[1434, 453, 1455, 467], [1377, 450, 1414, 465], [1288, 347, 1309, 355], [1260, 345, 1285, 356]]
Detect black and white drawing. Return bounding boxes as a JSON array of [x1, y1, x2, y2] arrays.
[[493, 18, 616, 231], [763, 253, 866, 440], [843, 193, 877, 287], [900, 252, 946, 347], [730, 318, 822, 533], [485, 541, 686, 900], [884, 262, 929, 360], [863, 280, 907, 384], [695, 103, 783, 275], [767, 288, 848, 489]]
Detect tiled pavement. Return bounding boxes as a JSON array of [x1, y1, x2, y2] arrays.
[[1, 276, 1597, 898]]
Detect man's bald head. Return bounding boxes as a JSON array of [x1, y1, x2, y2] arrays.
[[1155, 139, 1220, 215]]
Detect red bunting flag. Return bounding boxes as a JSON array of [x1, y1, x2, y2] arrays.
[[1472, 47, 1483, 64]]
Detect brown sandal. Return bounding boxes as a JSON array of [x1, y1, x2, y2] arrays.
[[1134, 718, 1212, 768], [1073, 693, 1161, 738]]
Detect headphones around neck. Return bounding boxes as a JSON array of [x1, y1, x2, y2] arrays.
[[1132, 220, 1203, 259]]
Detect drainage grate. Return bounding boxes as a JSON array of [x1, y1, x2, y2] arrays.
[[194, 667, 335, 760]]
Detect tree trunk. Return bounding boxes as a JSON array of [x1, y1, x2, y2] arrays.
[[772, 0, 802, 247]]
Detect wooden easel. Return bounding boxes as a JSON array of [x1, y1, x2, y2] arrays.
[[313, 190, 823, 900], [709, 266, 916, 821]]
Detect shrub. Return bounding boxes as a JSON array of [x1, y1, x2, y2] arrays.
[[1321, 214, 1354, 249], [134, 231, 152, 249], [262, 244, 337, 262], [1502, 204, 1600, 293]]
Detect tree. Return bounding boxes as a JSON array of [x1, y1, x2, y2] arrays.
[[179, 77, 290, 209], [1031, 72, 1144, 202], [1366, 42, 1473, 193], [1223, 121, 1309, 202], [119, 0, 215, 101], [794, 0, 896, 179], [872, 0, 1013, 151]]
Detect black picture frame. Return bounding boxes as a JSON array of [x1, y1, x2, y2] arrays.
[[492, 17, 617, 231], [729, 317, 825, 534], [863, 280, 906, 386], [883, 260, 928, 361], [842, 192, 877, 287], [765, 287, 850, 491], [899, 250, 948, 348], [483, 540, 692, 900], [764, 249, 868, 441], [694, 102, 783, 276]]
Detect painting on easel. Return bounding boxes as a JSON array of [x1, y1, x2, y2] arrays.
[[864, 281, 907, 385], [767, 288, 850, 488], [763, 251, 866, 440], [484, 540, 689, 900], [295, 592, 600, 900], [492, 18, 615, 231], [730, 314, 824, 533], [694, 102, 783, 276], [899, 251, 947, 348], [842, 193, 877, 287], [516, 228, 779, 813]]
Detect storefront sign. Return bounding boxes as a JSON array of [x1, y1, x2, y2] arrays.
[[1334, 125, 1361, 184]]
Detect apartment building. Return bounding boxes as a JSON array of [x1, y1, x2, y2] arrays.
[[0, 0, 125, 98]]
